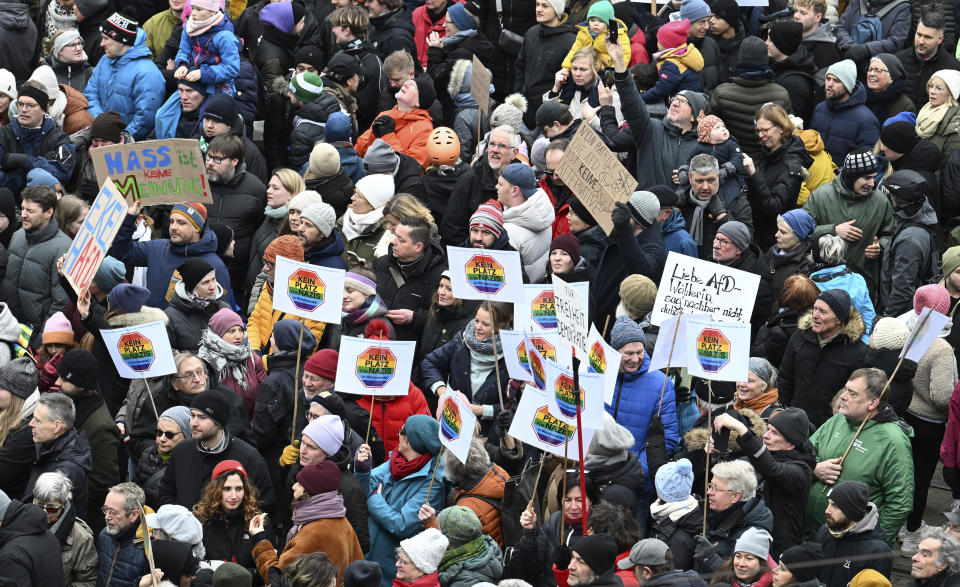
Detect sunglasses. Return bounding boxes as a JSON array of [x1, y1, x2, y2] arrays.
[[156, 429, 182, 440], [33, 500, 63, 514]]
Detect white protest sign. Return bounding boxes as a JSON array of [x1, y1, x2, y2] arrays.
[[439, 392, 478, 464], [61, 179, 128, 295], [649, 313, 710, 372], [542, 358, 605, 429], [500, 330, 573, 382], [516, 282, 590, 332], [447, 246, 524, 303], [683, 317, 750, 382], [552, 274, 589, 354], [508, 385, 595, 460], [271, 256, 345, 323], [334, 336, 415, 396], [100, 321, 177, 379], [901, 307, 951, 362], [651, 251, 761, 326], [580, 325, 622, 404]]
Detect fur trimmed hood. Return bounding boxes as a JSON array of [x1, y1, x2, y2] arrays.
[[448, 58, 472, 96], [797, 307, 865, 341], [106, 306, 170, 327], [683, 408, 766, 452]]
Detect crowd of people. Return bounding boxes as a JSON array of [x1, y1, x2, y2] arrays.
[[2, 0, 960, 584]]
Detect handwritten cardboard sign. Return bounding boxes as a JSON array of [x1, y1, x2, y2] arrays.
[[651, 251, 761, 326], [470, 55, 491, 114], [61, 179, 128, 295], [91, 138, 211, 206], [552, 274, 589, 354], [555, 123, 637, 235]]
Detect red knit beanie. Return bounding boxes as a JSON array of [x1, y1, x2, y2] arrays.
[[657, 19, 690, 50], [304, 349, 338, 380]]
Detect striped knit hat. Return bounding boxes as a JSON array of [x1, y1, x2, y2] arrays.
[[344, 272, 376, 297], [289, 72, 324, 104], [171, 202, 207, 233], [469, 200, 504, 238]]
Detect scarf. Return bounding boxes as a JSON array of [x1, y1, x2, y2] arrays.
[[650, 495, 699, 522], [828, 520, 858, 538], [197, 429, 230, 455], [734, 388, 779, 413], [687, 193, 712, 246], [916, 99, 957, 138], [264, 204, 289, 219], [439, 535, 487, 570], [49, 500, 76, 546], [461, 319, 500, 358], [443, 28, 478, 47], [186, 10, 224, 37], [342, 208, 384, 242], [197, 328, 253, 391], [564, 508, 587, 527], [390, 449, 433, 480], [344, 295, 389, 325], [46, 1, 77, 39], [176, 280, 223, 309], [393, 572, 440, 587], [286, 490, 347, 543]]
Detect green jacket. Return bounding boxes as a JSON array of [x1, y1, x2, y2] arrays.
[[802, 175, 894, 294], [804, 408, 914, 544], [438, 535, 504, 587]]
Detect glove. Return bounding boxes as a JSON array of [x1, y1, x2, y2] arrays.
[[675, 384, 691, 403], [552, 544, 573, 571], [706, 194, 726, 219], [611, 201, 632, 231], [843, 44, 870, 63], [79, 178, 100, 201], [371, 115, 395, 138], [2, 153, 30, 171], [278, 441, 300, 467], [945, 467, 959, 492], [646, 414, 664, 439], [495, 408, 515, 438], [718, 161, 737, 181], [694, 536, 716, 565], [676, 165, 690, 186], [354, 447, 373, 473]]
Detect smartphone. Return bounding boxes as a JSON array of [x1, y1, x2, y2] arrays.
[[603, 66, 616, 88], [607, 18, 618, 43]]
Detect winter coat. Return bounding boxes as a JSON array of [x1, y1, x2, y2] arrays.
[[426, 31, 493, 119], [201, 510, 257, 576], [25, 429, 93, 521], [809, 84, 881, 166], [592, 223, 667, 330], [921, 103, 960, 162], [0, 302, 18, 364], [712, 29, 744, 83], [800, 24, 841, 70], [84, 29, 165, 140], [678, 191, 754, 260], [809, 264, 876, 343], [814, 504, 893, 587], [0, 419, 35, 512], [438, 534, 503, 587], [174, 17, 241, 95], [796, 129, 837, 207], [640, 45, 704, 108], [134, 444, 167, 509], [700, 496, 774, 571], [746, 135, 813, 251], [0, 116, 76, 191], [0, 498, 66, 587], [864, 347, 917, 416], [95, 521, 149, 587], [347, 388, 430, 461], [304, 231, 349, 270], [208, 169, 266, 289], [72, 393, 121, 534], [370, 8, 417, 63], [650, 499, 702, 571], [288, 93, 343, 171], [691, 35, 725, 94], [887, 139, 941, 219], [752, 308, 803, 366], [765, 240, 814, 304], [771, 48, 819, 124], [778, 309, 868, 427], [608, 354, 679, 477], [903, 336, 957, 422], [659, 210, 698, 259], [247, 283, 325, 354], [305, 170, 355, 220], [340, 216, 387, 270], [805, 408, 913, 543], [502, 188, 556, 283], [835, 0, 911, 55], [199, 116, 269, 184], [865, 80, 916, 124], [589, 449, 646, 514], [55, 506, 97, 587], [373, 240, 447, 341], [562, 19, 631, 70], [245, 213, 286, 303], [153, 91, 201, 140], [164, 287, 230, 352], [573, 225, 608, 270], [449, 464, 508, 547], [357, 453, 447, 587], [416, 302, 478, 381], [356, 106, 434, 168], [940, 381, 960, 469], [803, 175, 894, 294], [708, 73, 792, 158], [421, 330, 509, 413], [440, 156, 513, 246], [880, 200, 939, 316], [515, 20, 578, 129], [252, 351, 303, 472], [896, 45, 960, 110], [2, 220, 71, 330], [142, 8, 180, 58], [938, 145, 960, 220], [518, 509, 583, 587], [411, 2, 449, 68], [0, 3, 38, 80], [252, 513, 363, 583]]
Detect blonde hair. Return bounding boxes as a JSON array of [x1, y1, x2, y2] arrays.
[[570, 47, 602, 74], [272, 168, 306, 196], [0, 393, 26, 448], [382, 193, 434, 224]]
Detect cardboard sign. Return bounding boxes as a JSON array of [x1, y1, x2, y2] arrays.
[[516, 282, 589, 332], [91, 138, 211, 206], [335, 336, 415, 396], [271, 256, 345, 323], [61, 178, 128, 295], [508, 385, 595, 460], [543, 358, 605, 429], [651, 251, 761, 326], [683, 317, 750, 382], [100, 321, 177, 379], [552, 275, 589, 354], [470, 55, 491, 114], [439, 392, 478, 464], [447, 246, 524, 303], [580, 324, 622, 404], [554, 123, 637, 235], [901, 307, 951, 362]]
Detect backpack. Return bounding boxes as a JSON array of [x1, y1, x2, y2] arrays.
[[852, 0, 909, 44]]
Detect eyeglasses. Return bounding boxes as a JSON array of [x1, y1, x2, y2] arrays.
[[101, 505, 126, 518], [262, 260, 275, 269], [156, 429, 182, 440], [866, 67, 889, 75], [33, 500, 63, 514], [395, 555, 414, 566], [16, 101, 40, 110], [670, 96, 691, 107], [488, 142, 512, 151], [175, 369, 206, 381], [398, 426, 407, 437], [707, 484, 734, 493], [756, 125, 778, 136], [63, 40, 84, 49], [205, 154, 226, 164], [714, 237, 733, 247]]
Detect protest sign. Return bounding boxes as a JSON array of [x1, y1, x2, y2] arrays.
[[552, 275, 589, 354], [271, 256, 345, 323], [61, 178, 127, 295], [543, 359, 605, 429], [683, 317, 750, 382], [470, 55, 491, 114], [91, 138, 211, 206], [335, 336, 415, 396], [651, 251, 761, 326], [648, 313, 711, 372], [901, 307, 951, 362], [447, 246, 524, 303], [500, 330, 572, 381], [438, 392, 477, 464], [508, 385, 595, 460], [516, 282, 590, 332], [101, 321, 177, 379], [554, 123, 636, 235], [580, 325, 621, 404]]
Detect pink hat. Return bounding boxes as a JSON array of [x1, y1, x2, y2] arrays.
[[657, 19, 690, 50], [189, 0, 222, 12], [913, 284, 950, 315], [42, 312, 75, 347]]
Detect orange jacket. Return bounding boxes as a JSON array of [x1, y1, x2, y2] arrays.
[[355, 107, 434, 168], [452, 463, 508, 547]]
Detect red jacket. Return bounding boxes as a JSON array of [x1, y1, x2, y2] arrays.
[[941, 380, 960, 467], [412, 3, 454, 68], [540, 176, 571, 239], [553, 551, 641, 587], [356, 383, 431, 456], [629, 29, 650, 66], [355, 106, 434, 167]]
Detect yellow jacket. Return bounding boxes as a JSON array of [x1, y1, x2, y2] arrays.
[[796, 129, 836, 206], [247, 283, 325, 354], [562, 18, 632, 69]]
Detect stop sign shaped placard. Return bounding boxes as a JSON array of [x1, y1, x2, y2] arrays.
[[287, 268, 326, 312], [696, 328, 731, 373], [355, 346, 397, 388], [117, 331, 155, 372], [464, 254, 506, 294]]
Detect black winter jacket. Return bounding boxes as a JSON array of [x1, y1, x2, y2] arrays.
[[369, 8, 417, 64], [252, 351, 299, 479], [746, 135, 813, 251], [691, 34, 725, 94], [0, 3, 39, 83], [765, 239, 814, 304], [164, 289, 230, 352], [421, 328, 510, 420], [771, 48, 820, 124], [896, 45, 960, 111], [814, 504, 892, 587], [135, 444, 167, 509], [394, 152, 427, 200], [425, 163, 470, 243], [889, 139, 941, 220], [416, 302, 478, 382], [708, 73, 792, 158], [442, 156, 517, 245], [726, 245, 775, 336], [427, 32, 494, 123], [209, 170, 267, 290], [305, 169, 355, 220], [712, 29, 745, 83], [340, 40, 387, 131], [863, 347, 918, 416], [514, 20, 578, 129], [43, 54, 93, 94], [245, 214, 286, 304], [289, 93, 342, 170], [0, 422, 35, 500], [373, 240, 448, 341], [25, 429, 92, 521], [201, 509, 257, 577], [592, 223, 667, 330], [0, 499, 65, 586], [651, 503, 702, 571]]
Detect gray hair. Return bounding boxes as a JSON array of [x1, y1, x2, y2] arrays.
[[817, 235, 847, 266], [490, 125, 521, 148], [690, 154, 719, 176], [920, 526, 960, 573], [38, 392, 75, 429], [443, 437, 490, 484], [33, 471, 72, 504], [711, 460, 758, 500], [108, 482, 145, 514]]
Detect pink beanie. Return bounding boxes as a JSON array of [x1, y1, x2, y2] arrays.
[[208, 308, 244, 338], [913, 284, 950, 315], [43, 311, 75, 347]]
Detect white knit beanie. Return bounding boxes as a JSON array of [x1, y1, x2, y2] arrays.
[[288, 190, 325, 212], [300, 202, 337, 237], [354, 174, 395, 209], [870, 317, 910, 350], [0, 69, 16, 101], [400, 528, 449, 574]]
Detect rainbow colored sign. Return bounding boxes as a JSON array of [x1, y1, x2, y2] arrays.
[[588, 340, 606, 373], [531, 405, 575, 445], [355, 346, 397, 388], [696, 328, 730, 373], [529, 347, 546, 389], [530, 290, 557, 329], [440, 398, 462, 441], [117, 331, 155, 372], [554, 374, 584, 419], [287, 268, 325, 312], [464, 254, 506, 294]]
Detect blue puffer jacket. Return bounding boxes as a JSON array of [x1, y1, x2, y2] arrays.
[[660, 209, 698, 259], [174, 17, 240, 95], [607, 354, 679, 479], [336, 146, 366, 184], [356, 453, 446, 587], [107, 212, 232, 309], [153, 92, 203, 140], [84, 29, 165, 140], [809, 264, 876, 343], [96, 522, 149, 587], [809, 83, 880, 167]]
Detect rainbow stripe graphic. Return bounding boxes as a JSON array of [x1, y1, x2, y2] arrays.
[[588, 341, 606, 373], [465, 255, 506, 294], [440, 399, 462, 441], [118, 332, 155, 372], [696, 328, 730, 373], [531, 290, 557, 329], [288, 268, 325, 312], [532, 406, 574, 445], [554, 374, 584, 419], [355, 346, 396, 387]]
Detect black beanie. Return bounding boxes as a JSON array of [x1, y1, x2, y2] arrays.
[[648, 184, 679, 208], [56, 349, 99, 390], [18, 83, 49, 112], [178, 258, 216, 293], [90, 111, 126, 143], [880, 121, 918, 155], [817, 289, 851, 323], [291, 1, 306, 26], [828, 481, 870, 522], [190, 389, 231, 428], [779, 543, 824, 582], [415, 77, 437, 109], [568, 197, 598, 226], [711, 0, 741, 30], [768, 407, 810, 448], [573, 534, 619, 576], [295, 45, 325, 71], [768, 21, 803, 56]]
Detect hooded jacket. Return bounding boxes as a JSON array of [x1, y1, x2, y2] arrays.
[[808, 264, 876, 344], [247, 282, 326, 354], [515, 20, 578, 129], [438, 534, 503, 587], [562, 18, 632, 70], [796, 129, 837, 206], [0, 498, 66, 586], [304, 231, 349, 270], [25, 429, 93, 521], [573, 225, 608, 270], [805, 408, 913, 543], [174, 15, 240, 95], [0, 3, 38, 82], [771, 47, 819, 124], [809, 83, 881, 166], [592, 222, 667, 330], [880, 200, 938, 316], [708, 71, 791, 158], [800, 23, 842, 69], [502, 188, 556, 283], [0, 116, 76, 189], [813, 503, 893, 587], [286, 93, 344, 170], [84, 29, 165, 140], [747, 135, 813, 251], [0, 302, 19, 364], [2, 219, 72, 329]]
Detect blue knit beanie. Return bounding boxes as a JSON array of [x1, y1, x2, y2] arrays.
[[446, 2, 476, 31], [655, 458, 694, 502], [779, 209, 815, 241], [109, 283, 150, 314], [404, 414, 442, 456], [609, 316, 646, 350]]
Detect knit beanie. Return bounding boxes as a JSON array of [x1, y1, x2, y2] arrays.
[[288, 190, 325, 213], [326, 112, 353, 144], [191, 0, 221, 11], [56, 349, 99, 389], [303, 414, 345, 456], [400, 529, 449, 574], [54, 28, 83, 58], [0, 69, 15, 102], [870, 317, 909, 349], [490, 94, 528, 135], [354, 174, 395, 209], [294, 45, 325, 71], [344, 273, 376, 299], [95, 256, 126, 291], [100, 11, 138, 46], [191, 389, 231, 428], [202, 93, 237, 125], [300, 202, 337, 237], [840, 149, 878, 190], [17, 83, 48, 112], [710, 0, 740, 30], [159, 405, 192, 437], [943, 246, 960, 279], [568, 197, 598, 226], [213, 562, 252, 587], [779, 543, 824, 583], [305, 349, 338, 380], [716, 221, 751, 252], [308, 143, 340, 178], [657, 19, 690, 50], [873, 53, 905, 81], [446, 2, 477, 31], [679, 0, 711, 22], [735, 527, 773, 561], [0, 358, 38, 399], [437, 505, 482, 548], [108, 283, 150, 313], [414, 77, 437, 109], [619, 274, 657, 318], [145, 504, 204, 552], [914, 284, 950, 315], [738, 36, 768, 66], [589, 413, 635, 456], [404, 414, 442, 456], [627, 191, 660, 227], [470, 200, 504, 238], [43, 311, 74, 347], [610, 316, 646, 350], [779, 209, 815, 241], [880, 121, 918, 155], [768, 21, 803, 56], [655, 458, 694, 502], [817, 289, 851, 323], [171, 202, 208, 233], [310, 391, 346, 419], [572, 534, 619, 576], [211, 459, 247, 480], [297, 460, 341, 495], [363, 139, 400, 173], [208, 308, 243, 338], [550, 234, 580, 265], [933, 69, 960, 100], [696, 114, 723, 143], [748, 357, 776, 387], [678, 90, 708, 117], [768, 408, 809, 448], [90, 111, 126, 143], [344, 561, 382, 587], [587, 0, 615, 21], [827, 481, 870, 521], [264, 234, 304, 263], [826, 59, 857, 93], [178, 258, 216, 293], [849, 569, 892, 587], [289, 72, 324, 104]]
